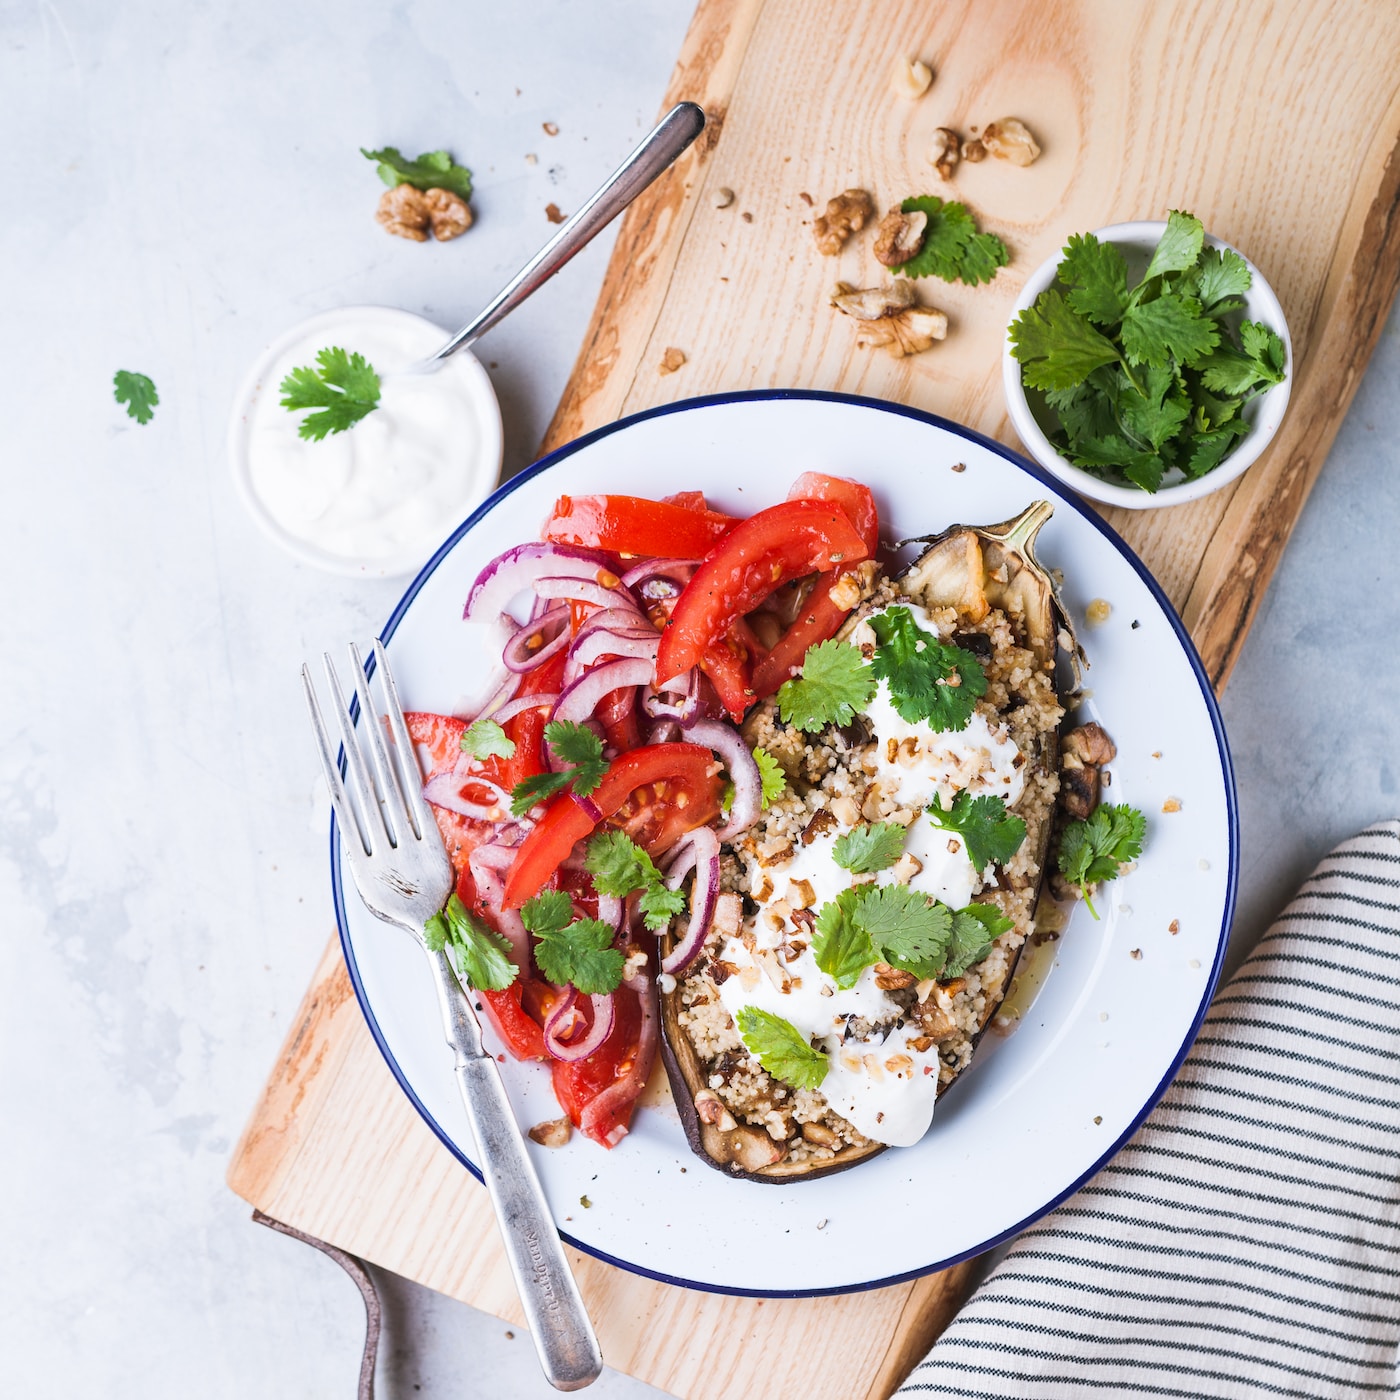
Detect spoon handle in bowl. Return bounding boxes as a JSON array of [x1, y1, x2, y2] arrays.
[[428, 101, 706, 363]]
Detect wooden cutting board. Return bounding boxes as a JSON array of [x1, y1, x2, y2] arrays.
[[228, 2, 1400, 1395]]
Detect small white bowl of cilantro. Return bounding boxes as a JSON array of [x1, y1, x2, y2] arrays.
[[1003, 212, 1291, 509]]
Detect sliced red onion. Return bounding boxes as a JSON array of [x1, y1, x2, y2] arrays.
[[575, 606, 654, 640], [464, 543, 615, 622], [646, 720, 680, 745], [423, 769, 512, 820], [503, 606, 571, 674], [492, 691, 560, 724], [572, 791, 604, 825], [580, 979, 657, 1147], [543, 989, 616, 1062], [642, 669, 699, 723], [620, 558, 699, 589], [468, 855, 529, 966], [661, 826, 720, 975], [597, 893, 623, 932], [682, 717, 763, 841], [570, 627, 660, 671], [551, 657, 655, 725], [534, 576, 639, 611]]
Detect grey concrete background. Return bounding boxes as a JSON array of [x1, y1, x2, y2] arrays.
[[2, 2, 1395, 1396]]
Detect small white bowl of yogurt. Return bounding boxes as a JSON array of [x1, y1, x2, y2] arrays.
[[229, 305, 503, 578]]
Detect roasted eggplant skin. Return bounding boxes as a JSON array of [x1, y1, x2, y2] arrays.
[[661, 502, 1066, 1183]]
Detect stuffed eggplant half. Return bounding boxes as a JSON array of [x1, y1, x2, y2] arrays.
[[659, 503, 1069, 1181]]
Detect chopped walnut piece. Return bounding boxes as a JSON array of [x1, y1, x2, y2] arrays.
[[830, 281, 948, 359], [713, 186, 735, 208], [658, 347, 687, 376], [376, 184, 474, 242], [545, 202, 566, 224], [694, 1090, 738, 1132], [528, 1117, 573, 1148], [873, 209, 928, 267], [981, 118, 1041, 166], [812, 188, 875, 255], [1162, 797, 1183, 813], [929, 127, 961, 180], [874, 962, 916, 991], [961, 137, 987, 163], [890, 55, 933, 100], [1064, 722, 1116, 767]]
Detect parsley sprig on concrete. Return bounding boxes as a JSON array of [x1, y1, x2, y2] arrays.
[[1009, 210, 1287, 492]]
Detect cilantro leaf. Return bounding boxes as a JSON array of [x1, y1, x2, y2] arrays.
[[927, 791, 1027, 874], [1115, 364, 1191, 451], [638, 883, 686, 931], [868, 606, 987, 732], [1057, 803, 1147, 918], [1192, 246, 1252, 308], [509, 768, 574, 816], [361, 146, 473, 201], [735, 1007, 828, 1090], [813, 889, 877, 990], [944, 903, 1013, 978], [755, 747, 787, 807], [1140, 209, 1205, 283], [1183, 423, 1247, 480], [1120, 292, 1218, 368], [533, 917, 625, 994], [895, 196, 1008, 286], [777, 639, 876, 732], [511, 721, 608, 815], [832, 821, 907, 875], [1240, 320, 1287, 381], [1009, 290, 1123, 391], [1059, 232, 1129, 326], [858, 885, 953, 979], [425, 894, 517, 991], [461, 718, 515, 761], [113, 370, 159, 425], [279, 347, 382, 441], [584, 829, 685, 931], [522, 891, 624, 994]]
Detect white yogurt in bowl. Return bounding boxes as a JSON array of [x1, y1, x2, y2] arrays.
[[229, 305, 503, 577]]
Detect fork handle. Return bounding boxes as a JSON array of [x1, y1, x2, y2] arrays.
[[426, 946, 604, 1391]]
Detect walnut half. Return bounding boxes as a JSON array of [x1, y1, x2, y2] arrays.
[[812, 188, 874, 255], [376, 184, 473, 241], [929, 127, 961, 181], [830, 281, 948, 359], [873, 209, 927, 267], [981, 118, 1042, 166]]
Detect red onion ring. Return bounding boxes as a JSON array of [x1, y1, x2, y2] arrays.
[[569, 627, 660, 671], [464, 543, 615, 622], [492, 691, 560, 724], [579, 978, 657, 1147], [597, 893, 623, 932], [468, 854, 529, 967], [551, 657, 655, 725], [619, 558, 699, 589], [534, 576, 639, 611], [660, 826, 720, 975], [642, 669, 699, 722], [682, 718, 763, 841], [646, 720, 680, 745], [422, 767, 512, 820], [503, 605, 571, 674], [543, 989, 616, 1062]]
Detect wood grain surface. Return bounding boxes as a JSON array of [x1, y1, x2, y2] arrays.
[[228, 2, 1400, 1395]]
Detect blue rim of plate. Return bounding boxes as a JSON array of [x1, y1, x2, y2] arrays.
[[330, 388, 1239, 1299]]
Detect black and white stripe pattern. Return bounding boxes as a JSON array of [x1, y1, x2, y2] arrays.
[[897, 822, 1400, 1399]]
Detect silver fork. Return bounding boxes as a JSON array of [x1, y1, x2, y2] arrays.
[[303, 639, 603, 1392]]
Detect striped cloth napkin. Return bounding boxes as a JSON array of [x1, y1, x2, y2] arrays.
[[897, 821, 1400, 1399]]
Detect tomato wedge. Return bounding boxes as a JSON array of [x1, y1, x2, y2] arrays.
[[751, 474, 881, 697], [543, 493, 738, 559], [654, 499, 867, 686], [502, 743, 721, 909], [552, 981, 652, 1148]]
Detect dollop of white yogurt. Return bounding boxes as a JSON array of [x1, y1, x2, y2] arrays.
[[241, 309, 498, 567]]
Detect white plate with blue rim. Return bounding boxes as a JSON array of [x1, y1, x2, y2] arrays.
[[331, 390, 1237, 1297]]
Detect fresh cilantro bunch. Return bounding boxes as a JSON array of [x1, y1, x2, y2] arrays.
[[1009, 211, 1287, 492], [735, 1007, 828, 1090], [521, 889, 625, 994], [362, 146, 473, 202], [812, 883, 1012, 989], [509, 721, 609, 816], [113, 370, 158, 425], [894, 196, 1009, 286], [584, 830, 686, 931], [776, 639, 876, 733], [927, 791, 1026, 874], [279, 347, 382, 441], [869, 606, 987, 732], [424, 894, 517, 991], [1057, 803, 1146, 918]]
